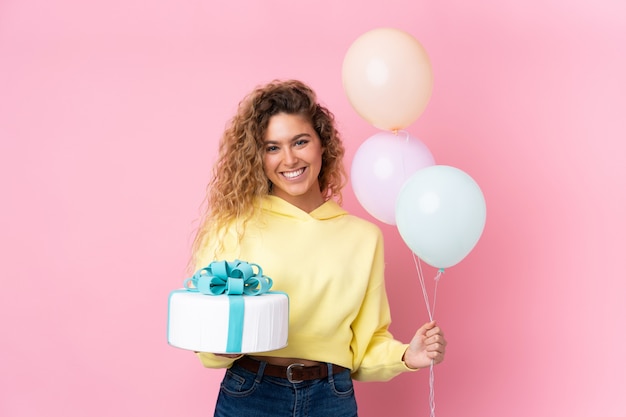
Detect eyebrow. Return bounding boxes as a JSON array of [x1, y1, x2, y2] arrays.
[[264, 133, 312, 144]]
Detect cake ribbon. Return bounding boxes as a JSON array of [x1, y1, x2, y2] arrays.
[[184, 260, 273, 352]]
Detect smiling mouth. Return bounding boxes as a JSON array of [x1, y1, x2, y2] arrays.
[[281, 167, 305, 179]]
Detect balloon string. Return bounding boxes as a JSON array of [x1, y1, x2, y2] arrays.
[[412, 252, 441, 321], [399, 129, 411, 193], [412, 252, 443, 417], [429, 361, 436, 417]]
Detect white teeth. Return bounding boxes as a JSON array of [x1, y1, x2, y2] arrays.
[[282, 168, 305, 179]]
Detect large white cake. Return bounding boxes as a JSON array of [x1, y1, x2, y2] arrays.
[[167, 290, 289, 354]]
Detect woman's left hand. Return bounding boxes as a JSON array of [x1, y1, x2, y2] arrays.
[[403, 320, 447, 370]]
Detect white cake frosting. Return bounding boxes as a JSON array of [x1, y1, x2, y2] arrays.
[[167, 290, 289, 354]]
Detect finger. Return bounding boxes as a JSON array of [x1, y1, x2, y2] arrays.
[[425, 340, 446, 353], [425, 326, 444, 338], [424, 333, 447, 347], [416, 320, 437, 337], [214, 353, 242, 358], [428, 347, 446, 361], [426, 335, 447, 352], [430, 352, 445, 365]]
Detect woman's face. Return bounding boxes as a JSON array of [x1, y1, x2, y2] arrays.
[[262, 113, 324, 212]]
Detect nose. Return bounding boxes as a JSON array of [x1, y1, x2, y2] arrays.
[[283, 148, 298, 166]]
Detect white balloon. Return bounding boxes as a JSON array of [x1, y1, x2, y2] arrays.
[[395, 165, 486, 269]]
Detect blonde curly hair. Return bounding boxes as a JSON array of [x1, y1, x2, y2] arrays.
[[190, 79, 346, 268]]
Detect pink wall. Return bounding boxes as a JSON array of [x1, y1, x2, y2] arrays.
[[1, 1, 625, 416]]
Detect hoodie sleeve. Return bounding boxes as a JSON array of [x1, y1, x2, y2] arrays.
[[349, 228, 419, 381], [195, 352, 243, 369]]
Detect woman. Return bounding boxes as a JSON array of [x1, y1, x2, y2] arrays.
[[191, 79, 446, 417]]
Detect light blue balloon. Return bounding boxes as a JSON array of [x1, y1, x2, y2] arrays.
[[395, 165, 486, 269]]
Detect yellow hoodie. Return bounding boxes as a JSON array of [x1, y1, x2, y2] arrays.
[[195, 196, 416, 382]]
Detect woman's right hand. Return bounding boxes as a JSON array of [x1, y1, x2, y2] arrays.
[[194, 352, 242, 359]]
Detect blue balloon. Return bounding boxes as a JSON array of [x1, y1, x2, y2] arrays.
[[395, 165, 486, 269]]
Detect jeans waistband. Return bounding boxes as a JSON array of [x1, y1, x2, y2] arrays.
[[235, 356, 348, 383]]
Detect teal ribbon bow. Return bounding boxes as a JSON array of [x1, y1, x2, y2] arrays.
[[184, 260, 273, 352]]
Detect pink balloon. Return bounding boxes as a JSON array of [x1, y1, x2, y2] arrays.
[[351, 131, 435, 225], [342, 28, 433, 130]]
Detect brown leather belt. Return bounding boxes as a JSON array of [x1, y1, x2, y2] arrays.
[[235, 356, 349, 383]]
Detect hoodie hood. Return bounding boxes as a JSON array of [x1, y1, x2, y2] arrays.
[[261, 195, 348, 221]]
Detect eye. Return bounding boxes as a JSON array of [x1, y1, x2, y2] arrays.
[[265, 145, 279, 153], [294, 139, 309, 147]]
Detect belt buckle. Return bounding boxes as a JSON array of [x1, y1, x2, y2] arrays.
[[286, 363, 305, 383]]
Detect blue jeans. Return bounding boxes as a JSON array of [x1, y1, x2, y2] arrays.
[[214, 360, 358, 417]]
